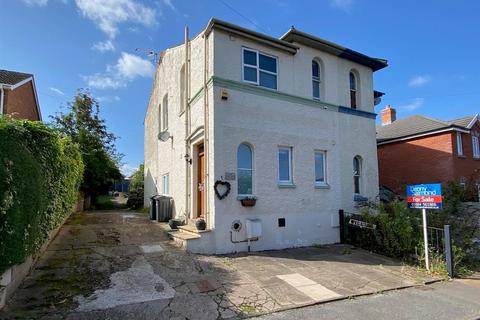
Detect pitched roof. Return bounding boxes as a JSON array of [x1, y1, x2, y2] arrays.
[[281, 28, 388, 71], [204, 18, 387, 71], [0, 69, 33, 86], [448, 115, 474, 128], [377, 114, 477, 144]]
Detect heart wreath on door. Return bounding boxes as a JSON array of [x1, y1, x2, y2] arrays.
[[214, 180, 231, 200]]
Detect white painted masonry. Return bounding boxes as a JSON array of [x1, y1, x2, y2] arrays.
[[144, 19, 387, 254]]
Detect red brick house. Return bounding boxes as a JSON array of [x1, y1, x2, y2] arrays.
[[0, 69, 42, 121], [377, 106, 480, 197]]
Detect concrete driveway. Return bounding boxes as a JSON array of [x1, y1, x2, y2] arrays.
[[1, 210, 439, 319]]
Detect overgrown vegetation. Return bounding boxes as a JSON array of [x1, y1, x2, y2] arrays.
[[50, 90, 122, 203], [127, 164, 144, 209], [0, 117, 84, 273], [347, 182, 479, 276]]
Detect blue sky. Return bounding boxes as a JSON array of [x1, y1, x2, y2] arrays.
[[2, 0, 479, 175]]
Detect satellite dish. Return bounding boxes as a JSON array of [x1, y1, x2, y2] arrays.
[[374, 97, 382, 106], [158, 131, 171, 142]]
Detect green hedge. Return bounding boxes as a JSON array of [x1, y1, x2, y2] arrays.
[[0, 117, 84, 273]]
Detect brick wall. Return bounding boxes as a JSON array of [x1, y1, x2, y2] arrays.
[[378, 132, 456, 194], [453, 122, 480, 182], [3, 81, 40, 121]]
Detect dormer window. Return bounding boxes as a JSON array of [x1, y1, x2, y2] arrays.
[[349, 72, 357, 109], [242, 48, 277, 90]]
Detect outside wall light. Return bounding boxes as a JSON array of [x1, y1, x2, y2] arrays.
[[184, 154, 192, 165]]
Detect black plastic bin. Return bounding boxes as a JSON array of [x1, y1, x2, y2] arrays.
[[156, 195, 173, 222], [149, 195, 159, 220]]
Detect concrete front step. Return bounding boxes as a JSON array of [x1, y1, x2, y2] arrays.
[[177, 224, 212, 235]]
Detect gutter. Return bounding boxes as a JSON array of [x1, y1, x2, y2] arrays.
[[377, 127, 470, 146], [0, 85, 4, 115], [204, 18, 298, 55]]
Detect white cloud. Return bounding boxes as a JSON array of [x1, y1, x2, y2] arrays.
[[408, 75, 431, 87], [162, 0, 175, 11], [74, 0, 157, 40], [116, 52, 155, 79], [49, 87, 65, 95], [97, 95, 120, 103], [84, 52, 155, 90], [399, 98, 424, 112], [22, 0, 48, 6], [92, 40, 115, 52], [330, 0, 353, 12], [120, 163, 137, 176]]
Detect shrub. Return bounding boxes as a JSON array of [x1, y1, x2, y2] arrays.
[[346, 201, 421, 259], [127, 188, 144, 209], [0, 117, 84, 273]]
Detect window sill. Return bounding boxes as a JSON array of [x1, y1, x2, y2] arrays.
[[354, 194, 368, 202], [458, 155, 466, 159], [237, 195, 257, 200], [278, 183, 296, 188], [243, 80, 278, 92], [315, 183, 330, 189], [474, 157, 480, 161]]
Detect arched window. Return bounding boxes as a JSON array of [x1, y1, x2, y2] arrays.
[[180, 64, 185, 113], [353, 156, 362, 194], [312, 60, 320, 100], [349, 71, 357, 109], [162, 94, 168, 131], [237, 143, 253, 195], [158, 103, 162, 132]]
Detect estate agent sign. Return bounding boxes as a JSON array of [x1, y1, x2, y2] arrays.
[[406, 183, 443, 271], [406, 183, 442, 209]]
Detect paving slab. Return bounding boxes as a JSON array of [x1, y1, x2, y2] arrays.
[[1, 210, 440, 319]]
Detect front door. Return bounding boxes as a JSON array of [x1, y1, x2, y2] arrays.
[[197, 144, 205, 217]]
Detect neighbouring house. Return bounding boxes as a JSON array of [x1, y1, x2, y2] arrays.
[[377, 106, 480, 197], [144, 18, 388, 254], [0, 69, 42, 121]]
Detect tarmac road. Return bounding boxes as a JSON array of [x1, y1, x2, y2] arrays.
[[254, 279, 480, 320]]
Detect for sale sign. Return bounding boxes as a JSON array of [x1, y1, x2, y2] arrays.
[[406, 183, 442, 209]]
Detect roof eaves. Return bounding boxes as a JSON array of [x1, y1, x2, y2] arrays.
[[377, 126, 469, 145], [467, 114, 479, 129], [205, 18, 298, 54], [280, 29, 388, 71]]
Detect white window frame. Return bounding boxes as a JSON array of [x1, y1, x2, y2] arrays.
[[278, 147, 293, 185], [349, 71, 357, 109], [162, 174, 169, 195], [312, 60, 321, 100], [237, 143, 254, 196], [242, 47, 278, 90], [314, 150, 327, 186], [472, 135, 480, 158], [457, 132, 463, 156], [158, 103, 162, 132], [162, 95, 168, 132], [353, 156, 362, 195]]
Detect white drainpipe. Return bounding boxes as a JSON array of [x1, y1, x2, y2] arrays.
[[0, 85, 5, 115]]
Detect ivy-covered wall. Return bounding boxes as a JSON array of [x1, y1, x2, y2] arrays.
[[0, 117, 84, 273]]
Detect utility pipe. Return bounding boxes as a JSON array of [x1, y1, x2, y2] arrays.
[[0, 84, 6, 115], [184, 26, 191, 221], [203, 31, 210, 228]]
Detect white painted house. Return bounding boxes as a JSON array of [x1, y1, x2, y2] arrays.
[[144, 18, 387, 254]]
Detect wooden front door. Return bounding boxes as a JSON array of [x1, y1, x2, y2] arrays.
[[197, 144, 205, 217]]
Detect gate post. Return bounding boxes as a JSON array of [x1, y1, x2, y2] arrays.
[[444, 225, 454, 278], [339, 209, 345, 244]]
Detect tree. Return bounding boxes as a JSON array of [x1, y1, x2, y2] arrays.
[[127, 164, 144, 209], [50, 90, 122, 200], [130, 164, 144, 191]]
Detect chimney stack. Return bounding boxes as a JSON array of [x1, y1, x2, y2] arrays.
[[381, 105, 396, 126]]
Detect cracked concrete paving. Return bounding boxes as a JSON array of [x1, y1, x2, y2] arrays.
[[0, 210, 439, 320]]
